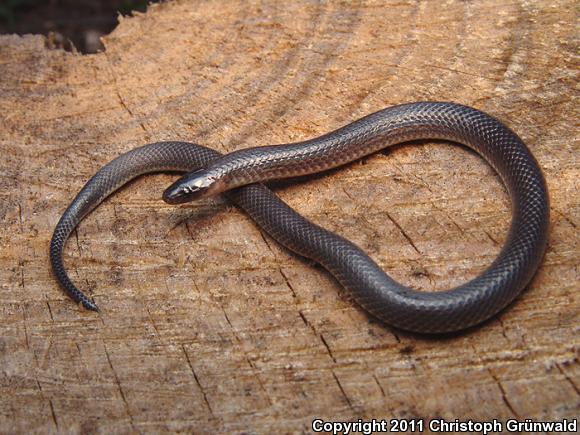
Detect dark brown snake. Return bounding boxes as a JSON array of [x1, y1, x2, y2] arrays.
[[50, 102, 549, 333]]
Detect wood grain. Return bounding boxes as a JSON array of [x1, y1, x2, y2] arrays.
[[0, 0, 578, 433]]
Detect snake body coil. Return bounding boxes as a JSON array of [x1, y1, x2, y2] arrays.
[[50, 102, 549, 333]]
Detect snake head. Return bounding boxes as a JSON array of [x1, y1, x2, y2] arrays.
[[163, 169, 224, 204]]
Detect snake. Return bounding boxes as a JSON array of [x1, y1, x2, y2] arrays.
[[50, 102, 549, 333]]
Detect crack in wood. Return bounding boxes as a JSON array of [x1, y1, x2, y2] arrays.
[[48, 399, 59, 430], [488, 369, 521, 419], [279, 268, 298, 299], [298, 310, 310, 328], [556, 362, 580, 396], [182, 345, 215, 418], [222, 308, 273, 407], [373, 374, 386, 398], [319, 333, 337, 364], [103, 343, 136, 431], [19, 259, 25, 290], [391, 331, 401, 343], [483, 229, 500, 246], [385, 212, 421, 254], [496, 316, 509, 341], [144, 303, 161, 339], [554, 208, 577, 228], [332, 371, 354, 411], [17, 203, 23, 228], [36, 379, 58, 430], [73, 228, 82, 254], [103, 51, 148, 134]]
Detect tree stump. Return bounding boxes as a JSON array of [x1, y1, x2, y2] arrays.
[[0, 0, 577, 433]]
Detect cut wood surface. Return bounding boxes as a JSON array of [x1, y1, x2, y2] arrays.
[[1, 0, 578, 433]]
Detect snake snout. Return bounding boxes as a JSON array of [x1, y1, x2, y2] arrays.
[[163, 169, 220, 204]]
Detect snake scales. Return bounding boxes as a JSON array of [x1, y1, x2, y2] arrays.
[[50, 102, 549, 333]]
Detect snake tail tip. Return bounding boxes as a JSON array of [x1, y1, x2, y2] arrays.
[[83, 300, 99, 312]]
